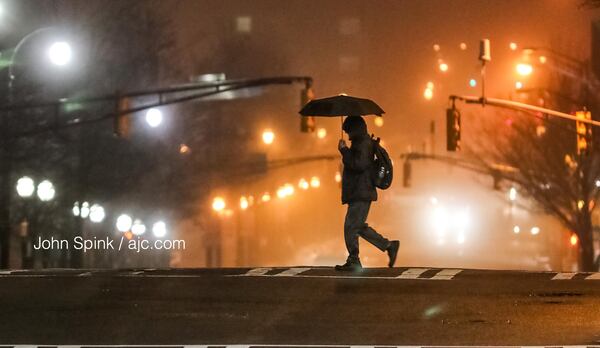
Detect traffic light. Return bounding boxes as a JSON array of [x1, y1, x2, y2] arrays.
[[114, 96, 131, 138], [575, 110, 592, 156], [446, 107, 461, 151], [300, 86, 315, 133]]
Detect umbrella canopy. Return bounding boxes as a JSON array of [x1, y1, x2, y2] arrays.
[[299, 95, 385, 117]]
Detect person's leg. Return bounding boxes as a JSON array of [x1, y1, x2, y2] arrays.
[[343, 202, 366, 263], [357, 202, 391, 252]]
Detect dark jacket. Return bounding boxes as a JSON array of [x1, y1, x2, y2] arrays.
[[340, 132, 377, 204]]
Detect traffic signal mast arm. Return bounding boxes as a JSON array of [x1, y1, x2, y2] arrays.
[[449, 95, 600, 128]]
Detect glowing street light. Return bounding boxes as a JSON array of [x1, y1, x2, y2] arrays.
[[131, 219, 146, 236], [80, 201, 90, 218], [152, 221, 167, 238], [72, 202, 81, 217], [37, 180, 55, 201], [317, 128, 327, 139], [530, 226, 540, 235], [570, 233, 578, 246], [509, 187, 517, 201], [261, 192, 271, 202], [469, 79, 477, 88], [460, 42, 467, 50], [310, 176, 320, 188], [513, 225, 521, 234], [262, 129, 275, 145], [89, 204, 105, 223], [16, 176, 35, 198], [515, 81, 523, 89], [298, 178, 309, 190], [212, 197, 226, 212], [509, 42, 518, 50], [47, 41, 72, 66], [145, 108, 163, 128], [374, 116, 384, 127], [335, 171, 342, 183], [516, 63, 533, 76], [116, 214, 133, 232], [240, 196, 249, 210], [424, 88, 433, 100], [439, 62, 448, 72]]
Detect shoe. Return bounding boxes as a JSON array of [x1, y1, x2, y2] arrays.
[[335, 260, 362, 272], [387, 240, 400, 268]]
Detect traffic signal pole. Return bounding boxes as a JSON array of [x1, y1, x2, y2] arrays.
[[449, 95, 600, 129]]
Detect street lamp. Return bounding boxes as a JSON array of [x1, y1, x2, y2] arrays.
[[89, 204, 105, 223], [36, 180, 55, 201], [152, 221, 167, 238], [262, 129, 275, 145], [131, 219, 146, 236], [16, 177, 35, 198], [47, 41, 72, 66], [116, 214, 133, 232], [145, 108, 163, 128], [516, 63, 533, 76]]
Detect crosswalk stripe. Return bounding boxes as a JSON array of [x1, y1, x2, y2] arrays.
[[396, 268, 429, 279], [585, 273, 600, 280], [552, 272, 577, 280], [430, 269, 462, 280], [273, 267, 310, 276], [243, 268, 272, 276]]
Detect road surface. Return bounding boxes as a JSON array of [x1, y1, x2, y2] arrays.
[[0, 267, 599, 346]]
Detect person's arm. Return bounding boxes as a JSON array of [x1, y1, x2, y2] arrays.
[[340, 140, 372, 171]]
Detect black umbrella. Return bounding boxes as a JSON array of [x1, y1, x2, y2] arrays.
[[299, 95, 385, 138]]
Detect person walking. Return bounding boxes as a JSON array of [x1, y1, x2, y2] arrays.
[[335, 116, 399, 271]]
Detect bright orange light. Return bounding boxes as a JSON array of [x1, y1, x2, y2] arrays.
[[240, 196, 249, 210], [439, 63, 448, 72], [516, 63, 533, 76], [509, 42, 517, 50], [179, 144, 191, 154], [317, 128, 327, 139], [539, 56, 547, 64], [570, 233, 578, 246], [262, 129, 275, 145], [124, 231, 134, 240], [426, 81, 434, 89], [424, 88, 433, 100], [298, 178, 309, 190], [460, 42, 467, 50], [433, 44, 440, 52], [374, 116, 384, 127], [310, 176, 321, 188], [212, 197, 226, 211], [515, 81, 523, 89], [335, 171, 342, 183], [276, 186, 287, 199], [261, 192, 271, 202]]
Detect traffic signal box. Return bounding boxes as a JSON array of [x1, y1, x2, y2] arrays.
[[446, 107, 461, 151], [576, 110, 592, 156], [300, 87, 315, 133], [114, 96, 131, 138]]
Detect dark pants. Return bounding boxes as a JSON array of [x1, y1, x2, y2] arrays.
[[344, 201, 390, 263]]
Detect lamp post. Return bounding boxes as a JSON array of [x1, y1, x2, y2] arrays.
[[15, 176, 55, 268], [0, 28, 73, 268]]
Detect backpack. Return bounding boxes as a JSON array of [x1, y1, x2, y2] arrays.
[[371, 135, 393, 190]]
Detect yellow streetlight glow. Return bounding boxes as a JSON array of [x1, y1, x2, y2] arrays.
[[433, 44, 440, 51], [424, 88, 433, 100], [374, 116, 384, 127], [439, 63, 448, 72], [539, 56, 547, 64], [530, 226, 540, 235], [570, 233, 578, 246], [426, 81, 434, 89], [179, 144, 191, 154], [460, 42, 467, 50], [513, 225, 520, 234], [516, 63, 533, 76], [298, 178, 309, 190], [212, 197, 226, 211], [317, 128, 327, 139], [335, 171, 342, 183], [509, 42, 517, 50], [310, 176, 320, 188], [515, 81, 523, 89], [262, 129, 275, 145], [240, 196, 249, 210], [261, 192, 271, 202]]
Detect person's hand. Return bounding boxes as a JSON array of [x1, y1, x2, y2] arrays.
[[338, 139, 347, 151]]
